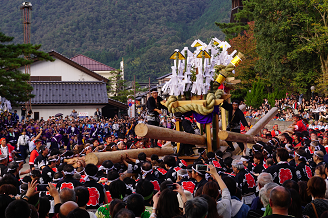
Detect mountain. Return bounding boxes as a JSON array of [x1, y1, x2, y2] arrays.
[[0, 0, 231, 82]]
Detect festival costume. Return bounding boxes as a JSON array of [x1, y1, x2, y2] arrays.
[[146, 95, 166, 147], [265, 161, 297, 185], [221, 101, 249, 151]]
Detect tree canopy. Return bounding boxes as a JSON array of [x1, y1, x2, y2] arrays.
[[218, 0, 327, 100], [0, 31, 54, 104], [0, 0, 231, 82]]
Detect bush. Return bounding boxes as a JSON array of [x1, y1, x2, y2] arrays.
[[245, 79, 266, 108]]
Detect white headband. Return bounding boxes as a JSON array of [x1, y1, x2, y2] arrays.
[[141, 169, 153, 179], [53, 177, 63, 182], [295, 152, 307, 161], [177, 172, 189, 178], [192, 166, 204, 175], [98, 165, 114, 174], [63, 169, 76, 175], [84, 172, 99, 182]]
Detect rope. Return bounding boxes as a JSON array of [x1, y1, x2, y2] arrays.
[[166, 89, 224, 115]]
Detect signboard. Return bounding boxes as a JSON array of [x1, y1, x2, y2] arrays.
[[78, 112, 88, 118], [127, 99, 135, 118]]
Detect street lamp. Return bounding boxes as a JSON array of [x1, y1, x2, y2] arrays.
[[311, 86, 315, 100]]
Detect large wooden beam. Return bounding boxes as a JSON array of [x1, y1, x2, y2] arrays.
[[246, 107, 278, 136], [135, 123, 229, 149], [218, 130, 270, 144], [135, 123, 207, 145], [85, 146, 174, 165]]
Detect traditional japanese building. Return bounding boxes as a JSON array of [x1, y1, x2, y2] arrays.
[[13, 51, 127, 119]]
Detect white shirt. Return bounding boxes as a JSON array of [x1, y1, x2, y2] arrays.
[[18, 135, 30, 146], [1, 145, 8, 157], [29, 140, 36, 152]]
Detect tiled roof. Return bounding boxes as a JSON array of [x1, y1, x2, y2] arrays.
[[108, 98, 128, 109], [156, 73, 172, 80], [30, 81, 108, 104], [71, 54, 116, 71], [48, 51, 109, 82]]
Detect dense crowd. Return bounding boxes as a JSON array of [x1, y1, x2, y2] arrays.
[[2, 106, 328, 218], [245, 95, 328, 123]]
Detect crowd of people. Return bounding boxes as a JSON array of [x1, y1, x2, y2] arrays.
[[3, 95, 328, 218], [244, 95, 328, 123]]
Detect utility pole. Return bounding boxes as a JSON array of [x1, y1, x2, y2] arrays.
[[134, 75, 136, 118], [20, 2, 32, 110]]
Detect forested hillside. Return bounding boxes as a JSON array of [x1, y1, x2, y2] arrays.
[[0, 0, 231, 81]]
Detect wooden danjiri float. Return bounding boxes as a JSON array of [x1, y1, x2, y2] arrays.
[[85, 38, 278, 165]]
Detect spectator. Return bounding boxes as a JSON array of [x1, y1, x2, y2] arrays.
[[184, 197, 208, 218], [303, 176, 328, 218], [59, 201, 79, 218], [5, 199, 30, 218], [126, 193, 149, 218], [75, 186, 97, 218], [151, 186, 184, 218], [113, 209, 135, 218], [263, 186, 291, 218], [67, 208, 90, 218], [260, 183, 279, 216], [70, 110, 78, 119], [59, 188, 76, 204]]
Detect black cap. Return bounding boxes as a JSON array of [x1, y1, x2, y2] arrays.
[[232, 99, 240, 105], [174, 112, 183, 119]]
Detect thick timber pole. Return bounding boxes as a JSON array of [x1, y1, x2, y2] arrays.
[[246, 107, 278, 136], [218, 130, 270, 144], [135, 123, 207, 145], [85, 146, 174, 165]]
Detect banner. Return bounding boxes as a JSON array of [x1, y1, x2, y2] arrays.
[[78, 112, 88, 118]]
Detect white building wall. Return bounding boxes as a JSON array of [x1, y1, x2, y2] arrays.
[[13, 105, 106, 120], [18, 58, 98, 82]]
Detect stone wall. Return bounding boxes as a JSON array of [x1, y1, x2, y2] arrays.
[[246, 118, 293, 132]]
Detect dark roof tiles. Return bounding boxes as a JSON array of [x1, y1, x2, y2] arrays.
[[71, 54, 116, 71], [30, 81, 108, 104]]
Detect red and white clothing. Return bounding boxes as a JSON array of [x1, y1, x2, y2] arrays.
[[0, 144, 15, 162], [29, 148, 39, 165], [271, 130, 281, 137], [295, 120, 307, 132]]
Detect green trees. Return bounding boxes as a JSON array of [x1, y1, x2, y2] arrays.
[[0, 0, 232, 83], [0, 31, 53, 104], [107, 70, 147, 103], [218, 0, 327, 99]]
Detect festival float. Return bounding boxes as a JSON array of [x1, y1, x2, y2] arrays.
[[85, 38, 278, 165]]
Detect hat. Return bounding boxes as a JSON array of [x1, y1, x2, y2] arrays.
[[174, 112, 183, 119], [232, 99, 240, 105]]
